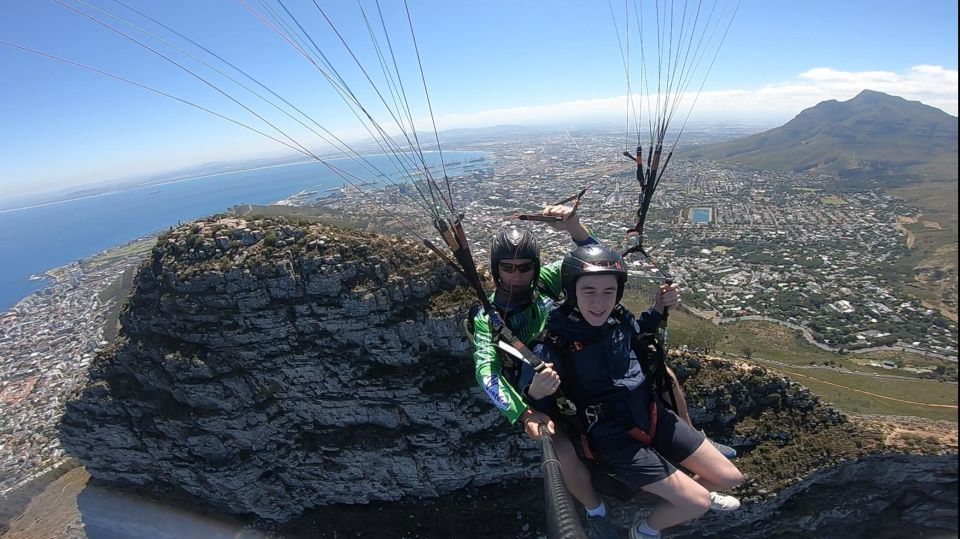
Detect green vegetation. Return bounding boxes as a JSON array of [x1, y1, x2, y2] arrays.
[[232, 204, 370, 231], [80, 237, 154, 273], [688, 90, 957, 183], [712, 320, 956, 420], [766, 367, 957, 422], [623, 279, 956, 421]]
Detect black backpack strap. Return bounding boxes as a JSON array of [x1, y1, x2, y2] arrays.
[[462, 303, 483, 343], [630, 330, 676, 412]]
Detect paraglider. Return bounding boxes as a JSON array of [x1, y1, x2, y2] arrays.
[[2, 2, 741, 537]]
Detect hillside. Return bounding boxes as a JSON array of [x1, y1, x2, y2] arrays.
[[687, 90, 957, 182], [687, 90, 959, 320]]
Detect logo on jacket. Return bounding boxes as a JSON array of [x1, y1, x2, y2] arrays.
[[483, 375, 511, 411]]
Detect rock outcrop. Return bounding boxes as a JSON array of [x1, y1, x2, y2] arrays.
[[61, 216, 530, 521], [667, 453, 958, 539], [59, 214, 958, 536]]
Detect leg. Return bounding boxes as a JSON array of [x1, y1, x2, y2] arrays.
[[640, 469, 711, 531], [678, 439, 743, 492], [553, 434, 602, 509]]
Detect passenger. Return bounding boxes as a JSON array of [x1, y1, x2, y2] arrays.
[[526, 244, 744, 538]]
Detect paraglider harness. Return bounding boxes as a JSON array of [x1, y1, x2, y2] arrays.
[[462, 283, 562, 384], [538, 305, 678, 501]]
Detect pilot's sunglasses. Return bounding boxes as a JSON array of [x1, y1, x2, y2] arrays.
[[499, 262, 535, 274]]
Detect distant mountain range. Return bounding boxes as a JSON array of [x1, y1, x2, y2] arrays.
[[686, 90, 958, 182]]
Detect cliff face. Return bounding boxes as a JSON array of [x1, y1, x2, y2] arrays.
[[60, 216, 531, 521], [58, 215, 957, 535], [663, 453, 959, 539]]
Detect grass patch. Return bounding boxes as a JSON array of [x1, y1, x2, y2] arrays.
[[711, 320, 957, 421], [80, 237, 155, 274], [232, 204, 371, 231], [764, 366, 957, 422], [713, 320, 948, 374]]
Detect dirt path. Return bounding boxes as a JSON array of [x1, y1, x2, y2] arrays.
[[778, 368, 957, 409], [896, 215, 918, 248]]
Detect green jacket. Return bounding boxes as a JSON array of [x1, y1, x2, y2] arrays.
[[472, 260, 563, 424]]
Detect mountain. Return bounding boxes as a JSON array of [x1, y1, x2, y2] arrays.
[[49, 214, 956, 537], [687, 90, 958, 182]]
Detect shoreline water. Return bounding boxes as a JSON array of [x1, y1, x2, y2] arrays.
[[0, 151, 488, 311]]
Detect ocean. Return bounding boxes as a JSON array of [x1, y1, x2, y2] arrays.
[[0, 152, 485, 311]]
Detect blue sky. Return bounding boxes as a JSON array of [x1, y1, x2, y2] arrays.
[[1, 0, 957, 198]]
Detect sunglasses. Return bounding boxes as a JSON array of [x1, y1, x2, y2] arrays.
[[499, 262, 535, 274]]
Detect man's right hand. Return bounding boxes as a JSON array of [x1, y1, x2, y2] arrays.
[[522, 408, 555, 441]]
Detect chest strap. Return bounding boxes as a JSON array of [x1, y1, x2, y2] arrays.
[[543, 323, 660, 451]]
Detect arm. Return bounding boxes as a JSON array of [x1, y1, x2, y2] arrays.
[[538, 260, 564, 300], [473, 312, 529, 424], [542, 205, 595, 244], [517, 342, 560, 440], [634, 282, 681, 332]]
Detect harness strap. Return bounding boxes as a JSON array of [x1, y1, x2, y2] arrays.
[[544, 313, 663, 456], [626, 402, 658, 445], [579, 433, 595, 460]]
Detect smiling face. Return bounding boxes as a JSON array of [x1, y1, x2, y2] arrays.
[[497, 258, 536, 291], [575, 274, 619, 326]]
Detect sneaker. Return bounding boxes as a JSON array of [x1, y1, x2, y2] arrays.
[[629, 522, 661, 539], [709, 491, 741, 511], [586, 513, 618, 539], [709, 437, 737, 459]]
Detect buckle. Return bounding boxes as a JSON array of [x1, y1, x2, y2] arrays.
[[556, 396, 578, 416], [584, 403, 603, 431]]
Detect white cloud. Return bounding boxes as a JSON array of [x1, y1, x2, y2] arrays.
[[429, 65, 959, 129]]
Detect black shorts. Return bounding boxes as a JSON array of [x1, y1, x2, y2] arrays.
[[588, 407, 706, 491]]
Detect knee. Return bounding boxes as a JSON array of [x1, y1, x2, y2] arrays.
[[686, 488, 712, 517], [717, 466, 744, 490], [669, 483, 711, 517]]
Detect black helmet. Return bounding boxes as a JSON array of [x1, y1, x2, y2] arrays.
[[490, 226, 541, 289], [561, 244, 628, 305]]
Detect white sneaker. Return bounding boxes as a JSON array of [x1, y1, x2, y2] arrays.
[[709, 491, 741, 511], [629, 525, 661, 539], [629, 517, 661, 539]]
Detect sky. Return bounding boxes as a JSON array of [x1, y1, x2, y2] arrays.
[[1, 0, 957, 198]]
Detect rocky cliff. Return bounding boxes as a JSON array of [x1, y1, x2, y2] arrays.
[[58, 215, 957, 536], [60, 215, 530, 522]]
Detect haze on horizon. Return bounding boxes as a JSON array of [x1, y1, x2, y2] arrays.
[[1, 0, 956, 198]]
